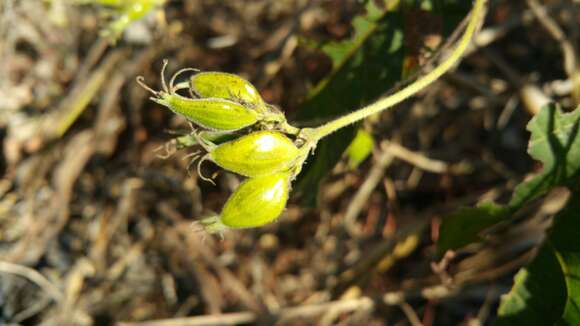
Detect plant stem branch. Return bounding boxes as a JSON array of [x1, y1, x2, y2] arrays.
[[307, 0, 486, 143]]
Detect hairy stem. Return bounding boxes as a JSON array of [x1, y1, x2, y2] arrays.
[[307, 0, 486, 143]]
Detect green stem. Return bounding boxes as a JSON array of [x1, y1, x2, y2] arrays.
[[307, 0, 486, 142]]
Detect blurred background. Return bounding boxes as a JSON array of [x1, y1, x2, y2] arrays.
[[0, 0, 578, 325]]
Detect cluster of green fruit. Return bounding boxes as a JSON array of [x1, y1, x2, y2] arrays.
[[138, 61, 309, 234], [136, 0, 485, 235]]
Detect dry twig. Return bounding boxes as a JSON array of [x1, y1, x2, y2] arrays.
[[0, 261, 63, 302]]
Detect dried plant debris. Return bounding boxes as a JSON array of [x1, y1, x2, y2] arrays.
[[1, 0, 579, 325]]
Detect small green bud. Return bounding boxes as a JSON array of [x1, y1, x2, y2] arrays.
[[207, 130, 301, 177], [201, 172, 291, 233]]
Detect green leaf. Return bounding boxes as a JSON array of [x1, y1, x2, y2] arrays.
[[438, 104, 580, 252], [346, 129, 375, 168], [509, 104, 580, 207], [294, 0, 469, 206], [496, 187, 580, 325], [437, 203, 509, 252]]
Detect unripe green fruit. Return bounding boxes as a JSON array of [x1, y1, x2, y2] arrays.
[[208, 131, 300, 177], [187, 72, 290, 129], [190, 72, 265, 110], [137, 62, 294, 132], [153, 95, 259, 131], [201, 172, 291, 233]]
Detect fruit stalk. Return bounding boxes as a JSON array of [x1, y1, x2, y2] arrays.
[[304, 0, 486, 144]]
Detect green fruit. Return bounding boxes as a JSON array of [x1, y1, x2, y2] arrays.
[[137, 61, 260, 131], [208, 131, 300, 177], [201, 172, 291, 233], [154, 95, 259, 131], [190, 72, 262, 104], [189, 72, 292, 129], [190, 72, 265, 111], [137, 62, 299, 134]]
